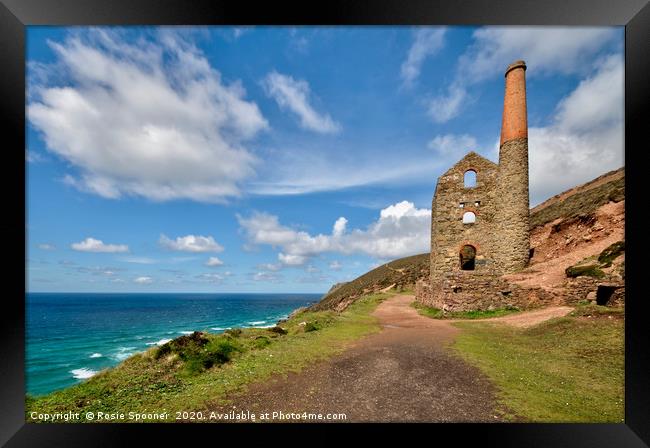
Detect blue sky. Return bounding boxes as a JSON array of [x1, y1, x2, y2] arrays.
[[26, 26, 624, 293]]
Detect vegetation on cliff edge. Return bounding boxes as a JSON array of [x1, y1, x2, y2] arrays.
[[26, 292, 392, 422]]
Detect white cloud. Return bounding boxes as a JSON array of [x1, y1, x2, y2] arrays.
[[26, 150, 47, 163], [118, 256, 157, 264], [28, 29, 268, 203], [205, 256, 224, 267], [460, 27, 618, 83], [257, 262, 282, 272], [332, 217, 347, 237], [238, 200, 430, 265], [159, 234, 224, 253], [232, 27, 252, 39], [261, 71, 340, 134], [401, 27, 446, 86], [428, 133, 478, 156], [253, 271, 282, 283], [197, 272, 224, 283], [427, 83, 467, 123], [38, 243, 56, 251], [71, 237, 129, 253], [429, 26, 618, 122], [305, 265, 320, 274], [329, 260, 342, 271], [528, 54, 623, 205], [248, 148, 447, 196], [134, 276, 153, 284], [278, 253, 308, 266]]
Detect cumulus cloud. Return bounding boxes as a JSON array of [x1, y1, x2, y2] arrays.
[[28, 28, 268, 202], [71, 237, 129, 253], [400, 27, 446, 86], [205, 256, 224, 267], [460, 27, 618, 83], [332, 217, 347, 237], [429, 26, 618, 122], [528, 54, 623, 205], [159, 234, 224, 253], [428, 133, 478, 156], [238, 200, 430, 266], [134, 276, 153, 284], [261, 71, 340, 134]]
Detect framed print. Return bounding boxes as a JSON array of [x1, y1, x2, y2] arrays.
[[1, 0, 648, 445]]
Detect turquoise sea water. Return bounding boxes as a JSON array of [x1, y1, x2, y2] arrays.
[[26, 292, 320, 396]]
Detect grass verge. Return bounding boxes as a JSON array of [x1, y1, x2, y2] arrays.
[[451, 304, 624, 422], [411, 301, 520, 320], [26, 292, 391, 422]]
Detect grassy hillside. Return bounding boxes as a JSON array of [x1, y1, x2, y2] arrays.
[[311, 254, 428, 311], [313, 167, 624, 311], [529, 168, 624, 228]]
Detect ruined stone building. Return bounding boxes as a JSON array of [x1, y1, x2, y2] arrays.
[[416, 60, 534, 311]]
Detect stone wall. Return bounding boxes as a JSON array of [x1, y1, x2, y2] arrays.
[[495, 137, 530, 273], [562, 276, 625, 307], [418, 271, 557, 312], [430, 152, 500, 284]]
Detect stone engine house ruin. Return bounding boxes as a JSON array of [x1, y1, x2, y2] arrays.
[[416, 60, 538, 312]]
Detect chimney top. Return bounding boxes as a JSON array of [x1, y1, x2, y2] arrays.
[[505, 60, 527, 77]]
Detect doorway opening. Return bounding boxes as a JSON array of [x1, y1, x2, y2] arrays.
[[460, 245, 476, 270]]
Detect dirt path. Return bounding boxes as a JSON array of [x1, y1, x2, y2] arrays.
[[208, 294, 506, 422], [485, 306, 573, 328]]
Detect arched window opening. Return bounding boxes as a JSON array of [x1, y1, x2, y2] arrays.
[[464, 170, 477, 188], [462, 211, 476, 224], [460, 245, 476, 270]]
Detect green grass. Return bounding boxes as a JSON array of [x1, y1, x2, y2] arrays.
[[451, 305, 624, 422], [411, 301, 521, 320], [26, 292, 392, 422]]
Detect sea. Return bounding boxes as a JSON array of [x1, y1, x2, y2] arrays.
[[26, 292, 321, 397]]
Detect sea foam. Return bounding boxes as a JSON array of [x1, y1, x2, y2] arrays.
[[146, 338, 172, 346], [89, 353, 102, 358], [70, 368, 97, 379]]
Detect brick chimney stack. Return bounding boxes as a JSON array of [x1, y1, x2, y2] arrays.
[[495, 60, 530, 273], [500, 60, 528, 146]]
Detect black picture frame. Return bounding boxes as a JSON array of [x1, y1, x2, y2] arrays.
[[2, 0, 648, 445]]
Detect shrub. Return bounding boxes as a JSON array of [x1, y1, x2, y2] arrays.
[[268, 326, 288, 335], [224, 328, 242, 337], [598, 241, 625, 266], [253, 336, 271, 349], [154, 332, 241, 375], [304, 322, 320, 332]]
